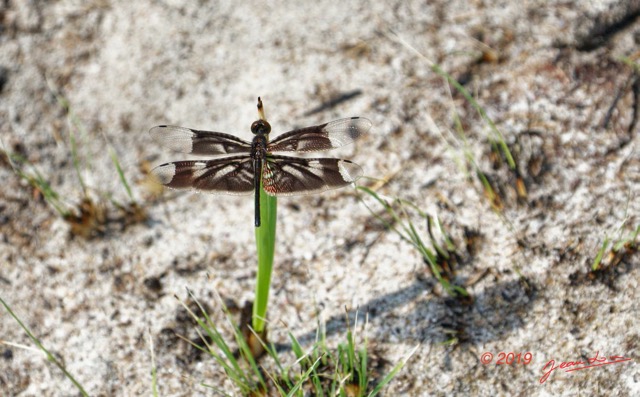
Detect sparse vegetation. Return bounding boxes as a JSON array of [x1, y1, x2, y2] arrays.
[[591, 224, 639, 272], [357, 185, 469, 299], [178, 290, 417, 396], [5, 82, 146, 238]]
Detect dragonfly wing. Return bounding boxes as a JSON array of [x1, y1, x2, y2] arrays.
[[267, 117, 371, 153], [151, 156, 254, 195], [261, 155, 363, 196], [149, 125, 252, 155]]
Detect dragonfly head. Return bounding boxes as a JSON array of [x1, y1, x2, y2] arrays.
[[251, 120, 271, 135]]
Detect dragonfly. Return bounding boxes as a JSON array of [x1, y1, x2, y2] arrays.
[[149, 105, 371, 227]]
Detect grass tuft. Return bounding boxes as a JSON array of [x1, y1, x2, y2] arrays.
[[6, 80, 146, 237], [357, 186, 469, 298], [181, 290, 413, 395]]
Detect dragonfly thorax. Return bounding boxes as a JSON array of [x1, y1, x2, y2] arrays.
[[251, 134, 268, 160]]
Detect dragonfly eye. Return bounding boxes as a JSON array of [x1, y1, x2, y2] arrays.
[[251, 120, 271, 135]]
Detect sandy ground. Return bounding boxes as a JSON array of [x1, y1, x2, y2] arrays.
[[1, 0, 639, 396]]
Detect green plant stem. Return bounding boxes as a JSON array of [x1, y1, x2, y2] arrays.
[[253, 182, 277, 333]]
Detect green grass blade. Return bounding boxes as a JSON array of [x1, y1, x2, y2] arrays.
[[356, 186, 410, 243], [358, 186, 467, 297], [368, 345, 419, 397], [0, 296, 89, 396], [46, 78, 89, 196], [359, 346, 368, 391], [346, 328, 356, 380], [387, 31, 515, 170], [68, 124, 87, 197], [267, 343, 293, 388], [147, 330, 159, 397], [178, 292, 259, 390], [612, 225, 640, 251], [431, 62, 515, 169], [435, 215, 456, 252], [109, 145, 136, 203], [200, 379, 235, 396], [592, 238, 610, 271], [287, 355, 324, 397], [289, 331, 305, 360]]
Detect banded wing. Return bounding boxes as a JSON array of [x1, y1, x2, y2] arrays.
[[267, 117, 371, 153], [149, 125, 252, 155], [261, 155, 363, 196], [151, 156, 254, 195]]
